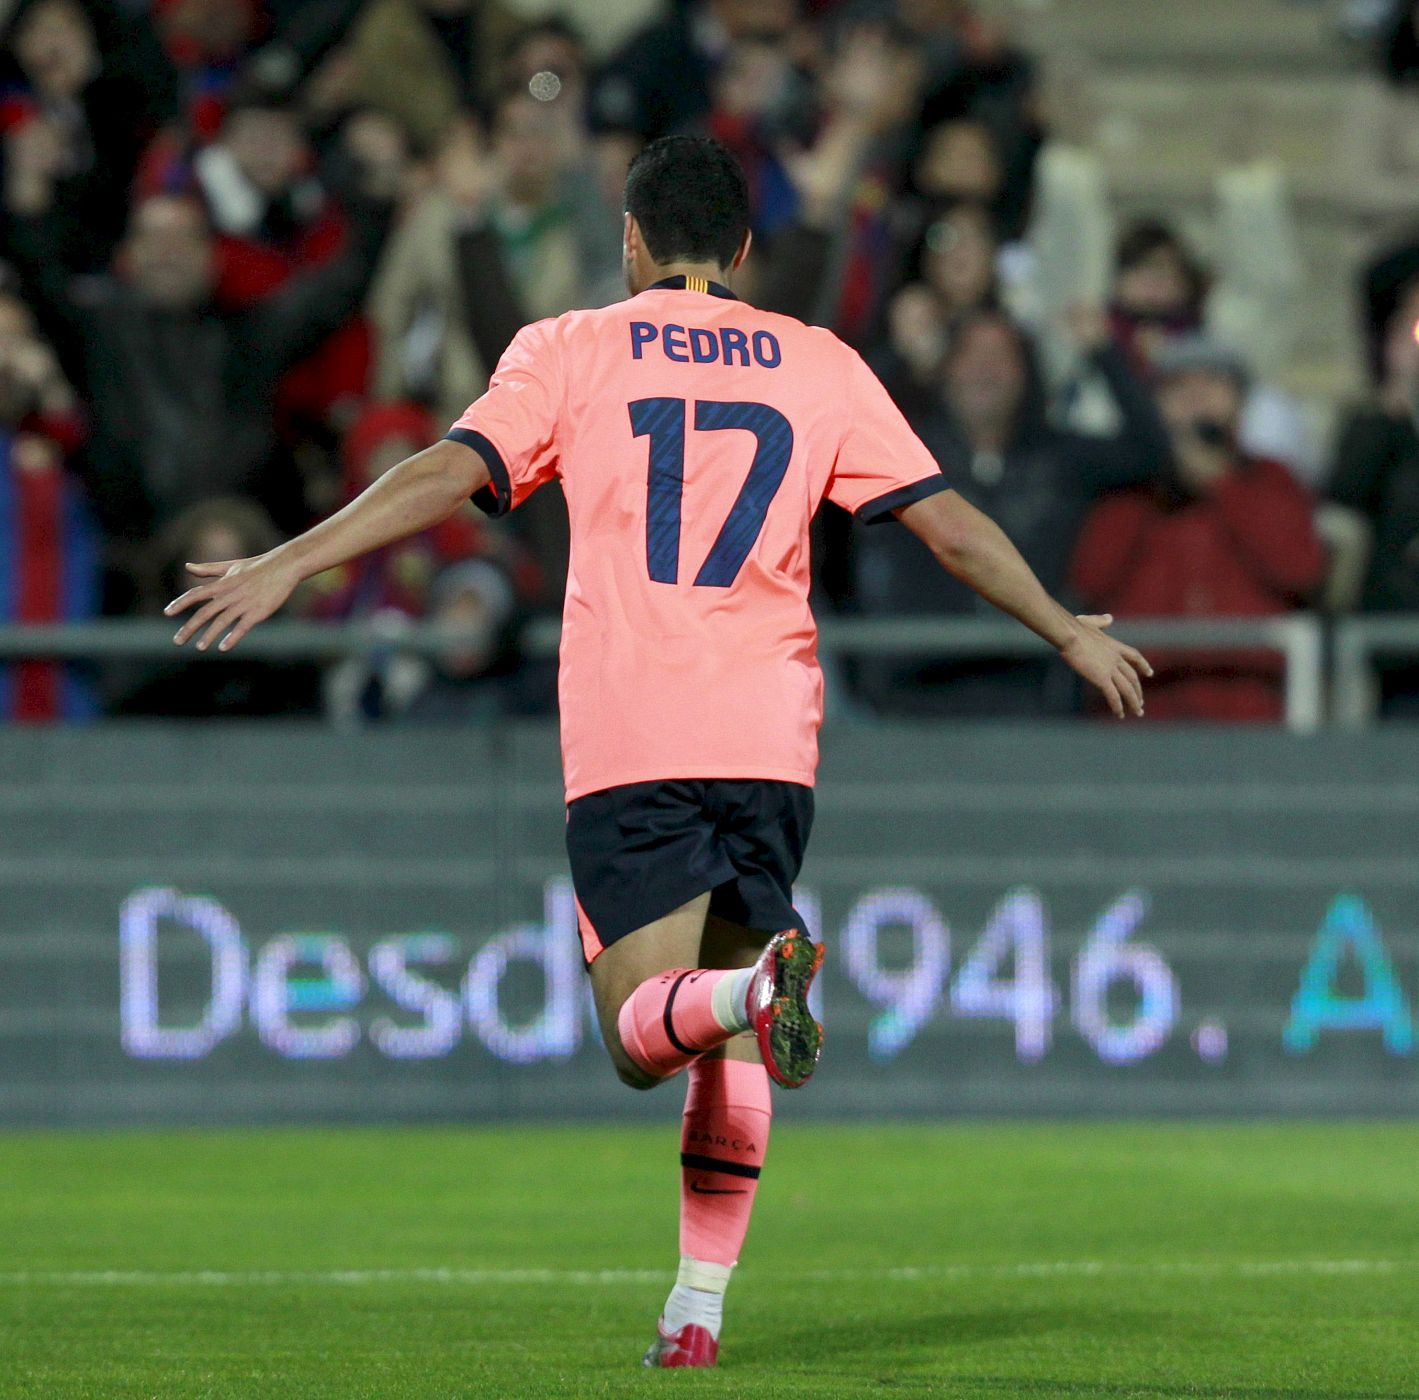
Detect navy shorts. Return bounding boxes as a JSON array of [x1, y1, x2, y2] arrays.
[[565, 779, 814, 963]]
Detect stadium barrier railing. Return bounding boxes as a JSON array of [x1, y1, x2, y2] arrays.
[[0, 614, 1332, 732], [1333, 615, 1419, 728]]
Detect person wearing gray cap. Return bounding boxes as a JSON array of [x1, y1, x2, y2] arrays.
[[1148, 334, 1251, 397]]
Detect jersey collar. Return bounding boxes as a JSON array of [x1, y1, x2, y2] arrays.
[[648, 274, 739, 300]]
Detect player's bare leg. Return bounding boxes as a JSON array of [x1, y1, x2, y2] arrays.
[[588, 893, 715, 1089]]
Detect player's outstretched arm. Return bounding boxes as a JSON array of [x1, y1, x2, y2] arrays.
[[165, 439, 492, 653], [896, 488, 1153, 719]]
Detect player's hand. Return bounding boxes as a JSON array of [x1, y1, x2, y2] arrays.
[[1059, 614, 1153, 719], [164, 551, 301, 654]]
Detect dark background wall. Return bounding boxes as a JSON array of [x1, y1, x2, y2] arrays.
[[2, 724, 1416, 1125]]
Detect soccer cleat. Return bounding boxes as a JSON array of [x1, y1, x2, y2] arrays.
[[746, 930, 824, 1089], [642, 1318, 719, 1368]]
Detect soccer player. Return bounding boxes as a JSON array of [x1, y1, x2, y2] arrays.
[[166, 136, 1151, 1369]]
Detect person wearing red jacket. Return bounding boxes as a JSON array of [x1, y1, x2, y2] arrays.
[[0, 284, 98, 721], [1071, 336, 1326, 722]]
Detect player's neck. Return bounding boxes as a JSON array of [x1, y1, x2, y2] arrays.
[[644, 261, 732, 291]]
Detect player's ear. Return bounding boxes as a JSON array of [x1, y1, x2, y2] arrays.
[[623, 212, 640, 260], [730, 228, 752, 273]]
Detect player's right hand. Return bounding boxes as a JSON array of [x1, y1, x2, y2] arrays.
[[164, 551, 300, 654], [1059, 614, 1153, 719]]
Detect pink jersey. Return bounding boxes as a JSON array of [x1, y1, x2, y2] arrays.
[[448, 276, 947, 802]]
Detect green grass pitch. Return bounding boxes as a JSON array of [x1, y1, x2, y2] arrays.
[[1, 1123, 1415, 1399]]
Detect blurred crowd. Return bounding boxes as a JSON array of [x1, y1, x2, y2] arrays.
[[0, 0, 1415, 725]]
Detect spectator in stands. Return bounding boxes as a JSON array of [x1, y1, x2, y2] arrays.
[[0, 280, 78, 435], [304, 400, 487, 627], [465, 88, 622, 320], [150, 0, 266, 147], [912, 118, 1008, 227], [890, 0, 1040, 238], [1328, 299, 1419, 715], [309, 400, 472, 722], [698, 34, 814, 243], [857, 96, 1025, 345], [369, 86, 619, 604], [308, 401, 543, 723], [502, 16, 592, 120], [190, 93, 386, 496], [1087, 212, 1316, 484], [1108, 220, 1207, 356], [370, 86, 619, 430], [748, 22, 928, 343], [4, 136, 404, 574], [1, 0, 178, 276], [1072, 337, 1325, 723], [847, 304, 1171, 717], [0, 282, 99, 720], [189, 92, 344, 300], [499, 16, 632, 209], [1014, 112, 1314, 483], [918, 201, 1001, 314], [590, 0, 799, 144], [294, 0, 523, 154], [399, 557, 539, 723], [111, 495, 322, 717], [872, 202, 1000, 400]]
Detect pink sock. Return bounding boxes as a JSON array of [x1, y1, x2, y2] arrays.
[[616, 968, 743, 1078], [679, 1057, 771, 1266]]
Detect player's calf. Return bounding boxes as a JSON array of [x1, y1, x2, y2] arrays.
[[644, 1052, 772, 1369]]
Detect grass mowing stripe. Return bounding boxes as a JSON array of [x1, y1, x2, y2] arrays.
[[0, 1259, 1412, 1286]]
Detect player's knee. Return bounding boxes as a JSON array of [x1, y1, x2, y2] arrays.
[[608, 1041, 661, 1091], [615, 1063, 660, 1091]]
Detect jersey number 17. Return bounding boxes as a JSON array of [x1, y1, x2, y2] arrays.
[[629, 397, 793, 588]]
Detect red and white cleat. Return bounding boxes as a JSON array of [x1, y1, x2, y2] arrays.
[[746, 929, 824, 1088], [642, 1318, 719, 1368]]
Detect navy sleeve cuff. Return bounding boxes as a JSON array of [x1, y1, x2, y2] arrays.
[[445, 428, 512, 517], [856, 475, 951, 525]]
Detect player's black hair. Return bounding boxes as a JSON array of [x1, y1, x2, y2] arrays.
[[623, 136, 750, 271]]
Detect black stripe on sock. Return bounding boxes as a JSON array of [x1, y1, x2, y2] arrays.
[[662, 972, 697, 1056], [680, 1152, 762, 1180]]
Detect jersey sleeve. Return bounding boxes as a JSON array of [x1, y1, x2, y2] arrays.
[[446, 318, 562, 517], [824, 346, 951, 524]]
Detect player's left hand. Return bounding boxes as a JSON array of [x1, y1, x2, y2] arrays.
[[1059, 614, 1153, 719], [164, 551, 300, 654]]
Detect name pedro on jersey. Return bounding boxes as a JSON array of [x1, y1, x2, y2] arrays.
[[630, 321, 782, 369]]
